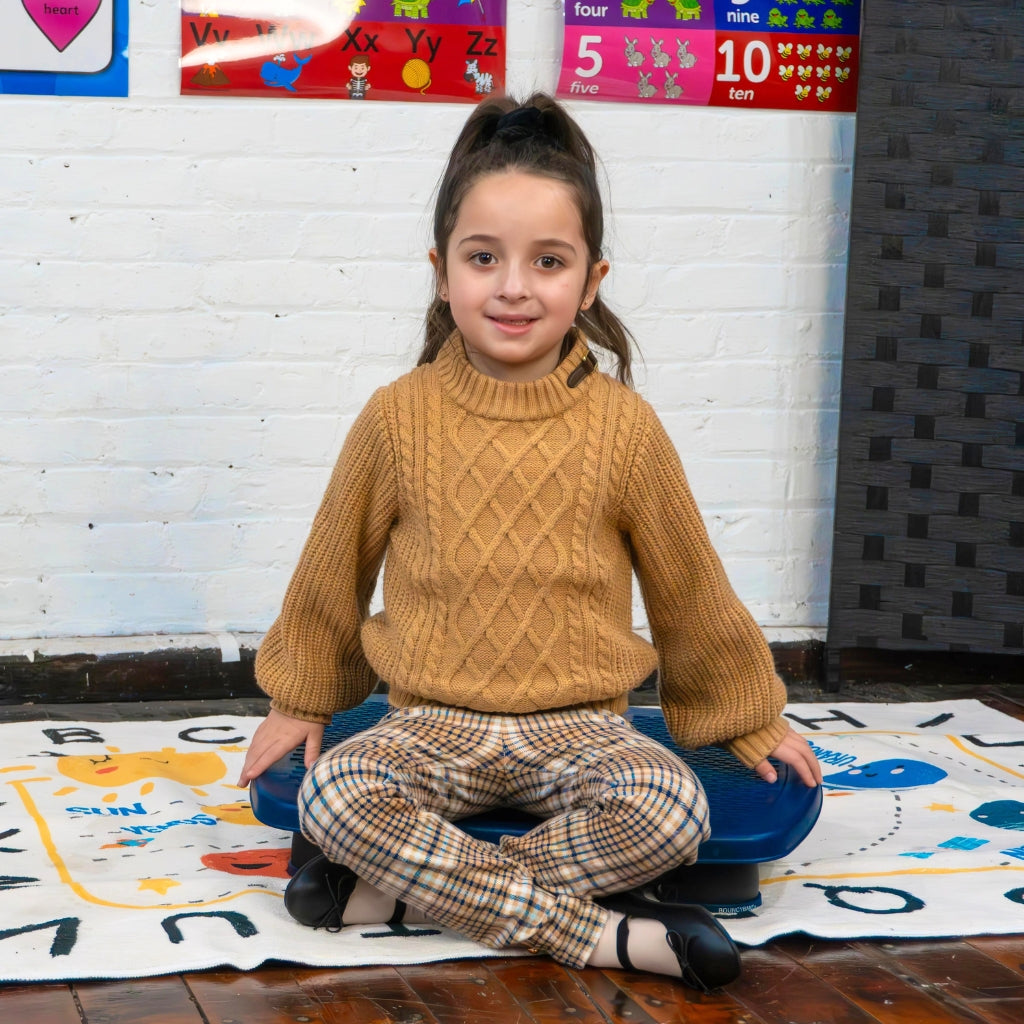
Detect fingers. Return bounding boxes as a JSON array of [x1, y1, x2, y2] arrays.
[[238, 718, 299, 786], [237, 739, 287, 788], [789, 730, 823, 787], [237, 714, 326, 786], [303, 734, 324, 770], [786, 753, 819, 790], [755, 728, 823, 789]]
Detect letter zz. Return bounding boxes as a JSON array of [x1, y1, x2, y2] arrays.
[[466, 31, 498, 57]]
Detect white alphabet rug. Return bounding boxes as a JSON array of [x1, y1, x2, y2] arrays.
[[2, 700, 1023, 981]]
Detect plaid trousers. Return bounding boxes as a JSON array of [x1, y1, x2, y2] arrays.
[[298, 703, 710, 968]]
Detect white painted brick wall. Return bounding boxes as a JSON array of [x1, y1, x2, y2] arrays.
[[0, 0, 852, 652]]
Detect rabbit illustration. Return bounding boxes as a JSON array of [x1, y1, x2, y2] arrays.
[[663, 72, 683, 99], [624, 38, 644, 67], [676, 39, 697, 69], [651, 39, 670, 68], [637, 71, 657, 98]]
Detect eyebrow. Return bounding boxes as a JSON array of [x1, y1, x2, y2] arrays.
[[455, 233, 578, 253]]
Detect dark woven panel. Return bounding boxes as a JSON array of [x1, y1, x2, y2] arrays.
[[828, 0, 1024, 658]]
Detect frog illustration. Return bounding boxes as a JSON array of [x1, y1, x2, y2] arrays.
[[767, 8, 788, 27], [822, 9, 843, 28], [795, 8, 816, 27]]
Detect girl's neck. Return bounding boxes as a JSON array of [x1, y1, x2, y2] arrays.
[[435, 332, 596, 421]]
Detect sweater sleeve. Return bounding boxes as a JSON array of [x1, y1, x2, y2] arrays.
[[254, 389, 400, 723], [619, 405, 789, 767]]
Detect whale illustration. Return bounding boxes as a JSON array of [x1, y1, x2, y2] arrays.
[[260, 53, 312, 92], [822, 759, 947, 791], [970, 800, 1024, 832]]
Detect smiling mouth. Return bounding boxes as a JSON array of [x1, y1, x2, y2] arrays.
[[491, 316, 535, 326]]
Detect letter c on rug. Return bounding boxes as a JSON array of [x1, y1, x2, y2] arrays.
[[804, 883, 925, 915], [161, 910, 258, 944], [177, 725, 246, 745]]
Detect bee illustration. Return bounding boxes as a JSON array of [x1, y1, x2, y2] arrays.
[[816, 65, 831, 80], [795, 84, 811, 101], [797, 43, 812, 59], [816, 85, 833, 102], [778, 64, 795, 81], [777, 42, 793, 58], [835, 66, 851, 83], [817, 44, 833, 59], [797, 65, 813, 81], [836, 45, 852, 63]]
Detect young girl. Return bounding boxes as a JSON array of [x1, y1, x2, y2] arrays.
[[239, 93, 822, 988]]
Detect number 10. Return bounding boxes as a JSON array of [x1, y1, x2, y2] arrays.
[[717, 39, 771, 83]]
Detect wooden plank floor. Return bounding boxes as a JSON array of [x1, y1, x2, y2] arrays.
[[3, 683, 1023, 1023]]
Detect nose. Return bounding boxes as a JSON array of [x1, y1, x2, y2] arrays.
[[496, 262, 528, 301]]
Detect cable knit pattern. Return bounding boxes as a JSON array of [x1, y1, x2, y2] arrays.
[[255, 333, 789, 767]]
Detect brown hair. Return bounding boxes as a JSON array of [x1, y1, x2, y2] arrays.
[[419, 93, 635, 386]]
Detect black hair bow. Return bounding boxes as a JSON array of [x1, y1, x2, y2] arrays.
[[483, 106, 562, 148]]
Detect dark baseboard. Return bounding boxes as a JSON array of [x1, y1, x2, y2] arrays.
[[830, 647, 1024, 688], [772, 640, 827, 687], [0, 639, 833, 706], [10, 640, 1016, 707], [0, 645, 263, 706]]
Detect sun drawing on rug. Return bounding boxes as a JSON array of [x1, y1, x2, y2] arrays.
[[3, 739, 287, 912]]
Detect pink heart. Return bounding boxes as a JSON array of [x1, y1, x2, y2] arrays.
[[22, 0, 102, 53]]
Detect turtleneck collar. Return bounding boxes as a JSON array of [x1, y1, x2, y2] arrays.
[[433, 332, 598, 421]]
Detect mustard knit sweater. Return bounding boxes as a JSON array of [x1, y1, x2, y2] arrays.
[[255, 334, 790, 768]]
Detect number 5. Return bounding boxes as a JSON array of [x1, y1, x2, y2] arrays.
[[576, 35, 603, 78]]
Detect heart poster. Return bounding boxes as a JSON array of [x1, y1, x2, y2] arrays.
[[0, 0, 128, 95]]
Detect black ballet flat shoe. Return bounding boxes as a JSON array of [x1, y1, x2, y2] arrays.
[[284, 854, 358, 931], [597, 889, 741, 992], [284, 854, 409, 932]]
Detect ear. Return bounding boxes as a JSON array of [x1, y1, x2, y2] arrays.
[[429, 248, 448, 302], [579, 259, 610, 312]]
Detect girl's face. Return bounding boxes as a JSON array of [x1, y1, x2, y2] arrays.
[[431, 171, 608, 382]]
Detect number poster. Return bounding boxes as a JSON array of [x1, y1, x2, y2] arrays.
[[558, 0, 859, 110], [181, 0, 505, 103]]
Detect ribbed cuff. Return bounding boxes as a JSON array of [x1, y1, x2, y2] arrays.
[[268, 699, 333, 726], [726, 715, 792, 768]]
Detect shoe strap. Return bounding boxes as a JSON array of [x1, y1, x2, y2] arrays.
[[666, 931, 711, 993], [317, 870, 357, 933], [615, 915, 635, 972], [387, 900, 407, 926]]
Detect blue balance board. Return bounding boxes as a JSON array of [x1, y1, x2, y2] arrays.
[[250, 694, 822, 913]]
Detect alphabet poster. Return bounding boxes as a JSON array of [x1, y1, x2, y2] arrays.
[[180, 1, 505, 102], [0, 0, 128, 95], [557, 0, 860, 110]]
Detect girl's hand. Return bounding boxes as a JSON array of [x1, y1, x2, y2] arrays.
[[752, 724, 822, 788], [237, 708, 325, 788]]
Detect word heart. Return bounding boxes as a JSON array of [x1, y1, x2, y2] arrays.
[[22, 0, 102, 53]]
